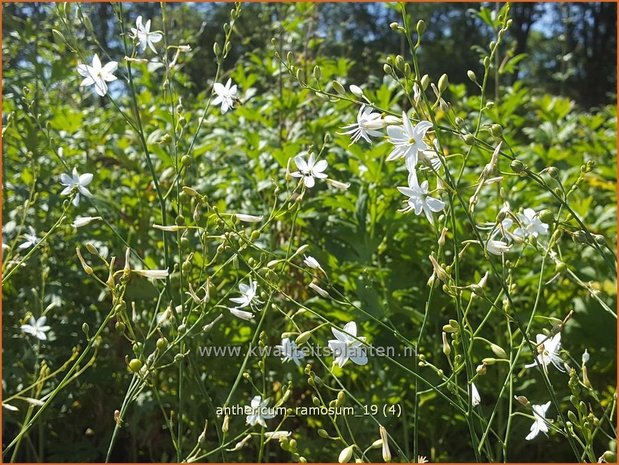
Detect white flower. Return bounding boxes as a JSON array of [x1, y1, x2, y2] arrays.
[[525, 333, 565, 372], [525, 401, 551, 440], [213, 78, 238, 113], [76, 54, 118, 97], [303, 255, 323, 272], [486, 239, 511, 256], [471, 383, 481, 407], [264, 430, 291, 441], [328, 321, 368, 367], [130, 16, 163, 53], [245, 395, 276, 428], [18, 227, 40, 250], [340, 105, 385, 144], [276, 337, 305, 366], [60, 168, 93, 206], [386, 112, 432, 164], [133, 269, 169, 279], [72, 216, 101, 228], [290, 153, 328, 189], [21, 316, 51, 341], [513, 208, 549, 239], [230, 280, 259, 308], [397, 174, 445, 224], [229, 308, 254, 321], [235, 214, 263, 223]]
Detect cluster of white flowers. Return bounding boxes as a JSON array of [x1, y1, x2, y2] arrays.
[[77, 16, 162, 98], [487, 206, 549, 256], [518, 331, 566, 441], [342, 106, 445, 223]]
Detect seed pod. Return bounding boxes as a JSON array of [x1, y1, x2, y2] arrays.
[[128, 358, 142, 373], [156, 337, 168, 351]]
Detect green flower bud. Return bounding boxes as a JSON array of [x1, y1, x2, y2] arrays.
[[490, 343, 507, 359], [438, 74, 449, 93], [416, 19, 426, 35], [510, 159, 525, 173]]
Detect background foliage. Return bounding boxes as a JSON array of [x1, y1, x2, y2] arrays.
[[2, 2, 617, 463]]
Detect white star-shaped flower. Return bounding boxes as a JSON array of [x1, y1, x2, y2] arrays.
[[386, 112, 432, 165], [290, 153, 328, 189], [76, 54, 118, 97], [328, 321, 368, 367], [130, 16, 163, 53], [276, 337, 305, 366], [340, 105, 385, 144], [246, 395, 276, 428], [525, 333, 565, 372], [525, 401, 551, 440], [213, 78, 238, 113], [21, 316, 51, 341], [18, 227, 40, 250], [230, 280, 259, 308], [397, 174, 445, 224], [60, 168, 93, 206], [513, 208, 549, 239]]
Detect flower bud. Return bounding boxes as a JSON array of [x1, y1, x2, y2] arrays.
[[490, 343, 507, 359], [510, 159, 525, 173], [332, 81, 346, 95], [379, 426, 391, 462], [349, 85, 364, 98], [416, 19, 426, 35], [389, 22, 400, 31], [420, 74, 430, 90], [463, 133, 475, 145], [490, 124, 503, 137], [572, 230, 587, 244], [438, 74, 449, 93], [338, 445, 354, 463], [442, 332, 451, 356]]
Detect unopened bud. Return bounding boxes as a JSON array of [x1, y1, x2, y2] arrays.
[[510, 159, 525, 173], [338, 445, 354, 463], [490, 344, 507, 359], [438, 74, 449, 93]]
